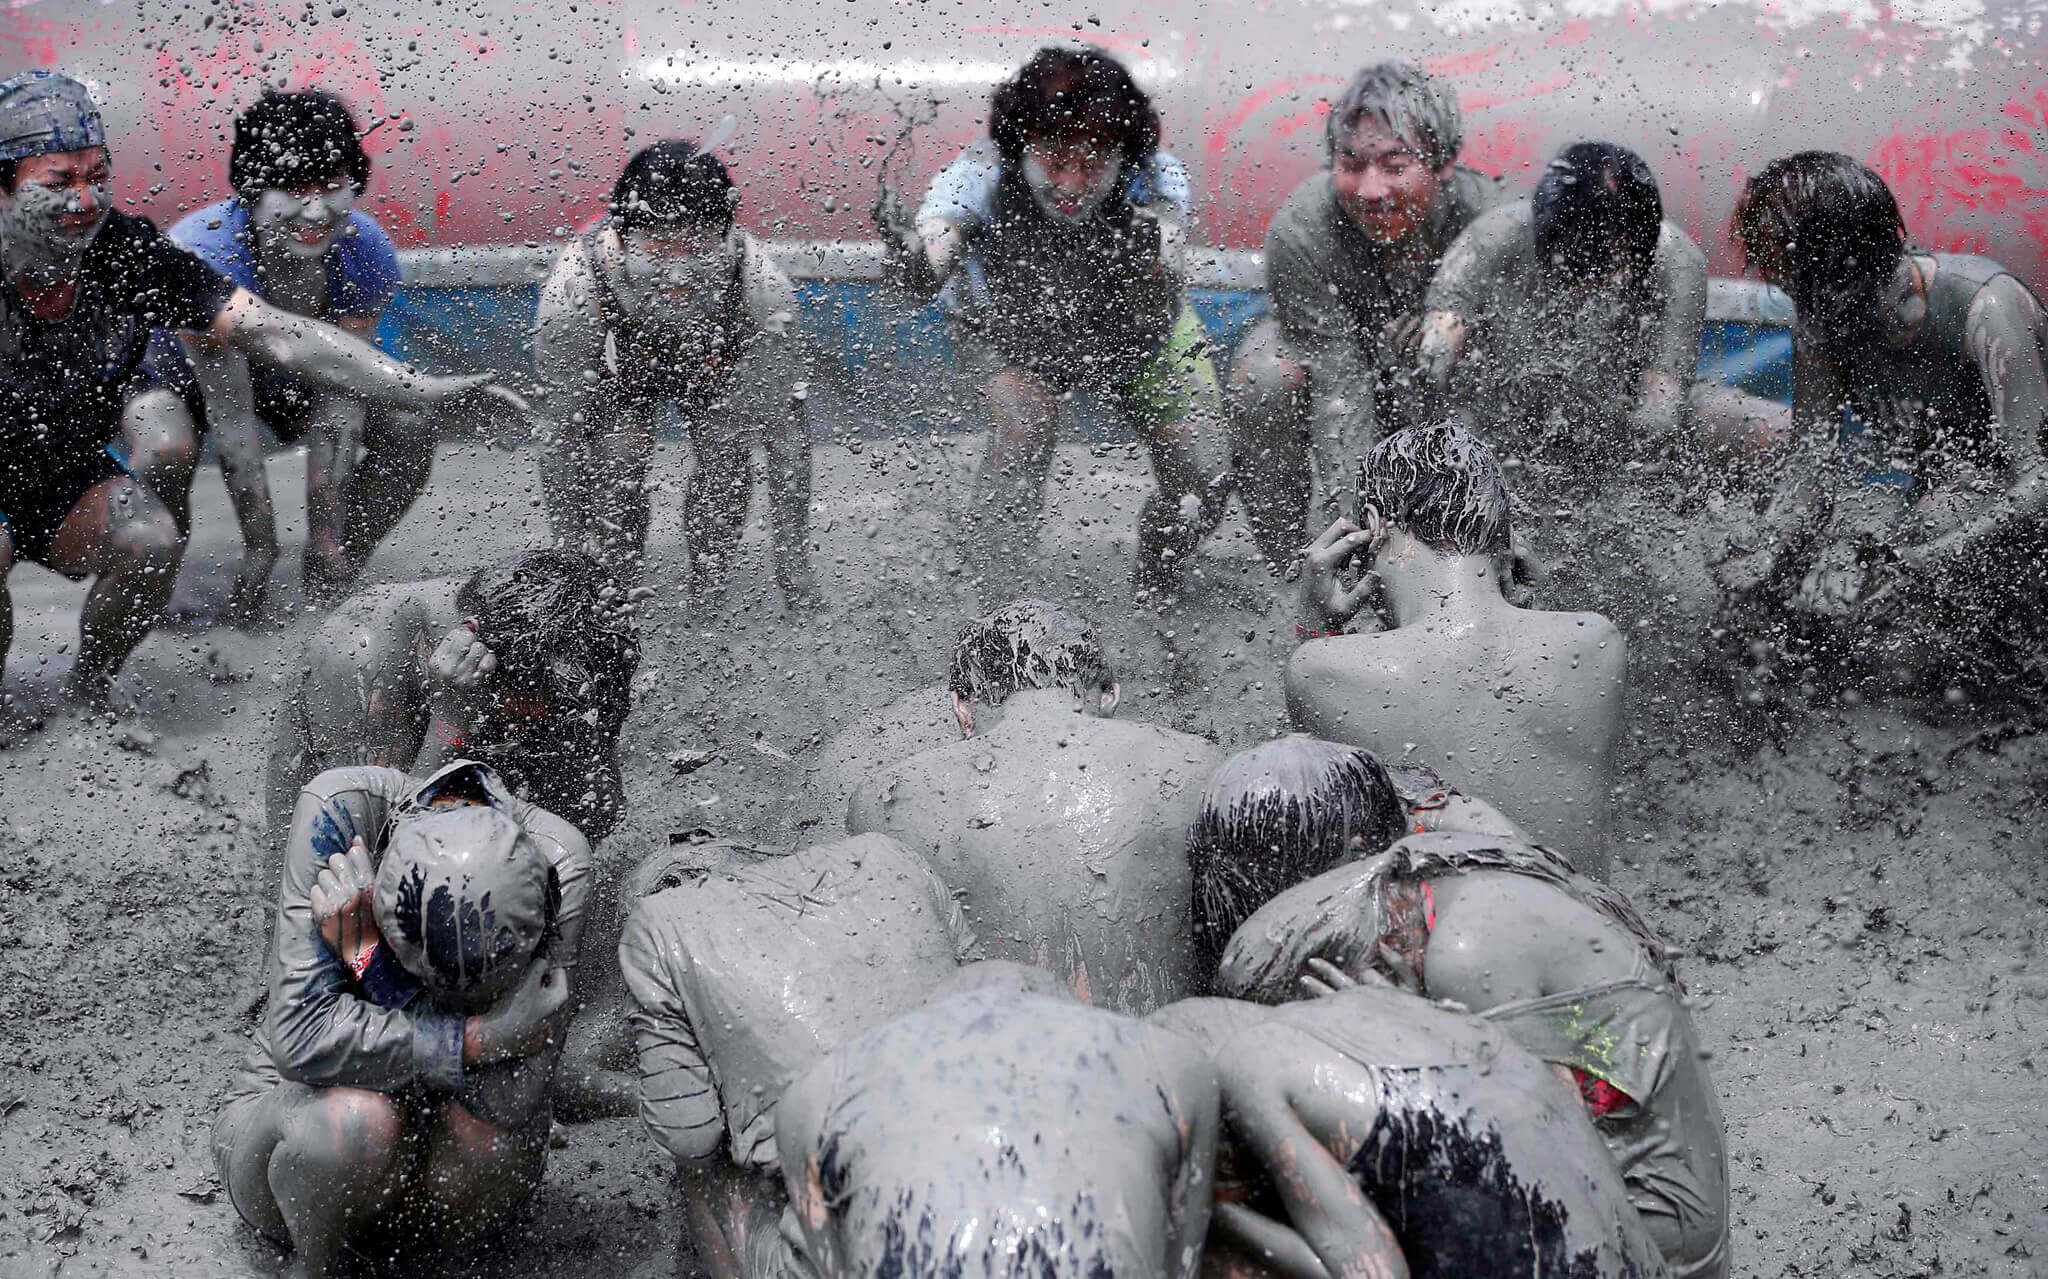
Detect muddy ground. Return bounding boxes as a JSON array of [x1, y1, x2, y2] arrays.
[[0, 434, 2042, 1277]]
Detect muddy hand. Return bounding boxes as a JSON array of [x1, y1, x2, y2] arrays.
[[1301, 518, 1377, 629], [472, 961, 572, 1063], [310, 838, 381, 972]]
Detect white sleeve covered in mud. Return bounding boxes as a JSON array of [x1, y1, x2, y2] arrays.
[[618, 900, 726, 1164], [531, 239, 609, 431]]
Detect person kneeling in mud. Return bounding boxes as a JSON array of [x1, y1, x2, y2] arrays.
[[534, 140, 815, 602], [214, 760, 589, 1279], [1718, 152, 2048, 703], [848, 599, 1222, 1013], [1186, 735, 1526, 975], [1417, 142, 1786, 632], [264, 548, 638, 847], [617, 831, 977, 1279], [1226, 60, 1501, 560], [877, 46, 1227, 599], [1210, 828, 1728, 1278], [1286, 423, 1626, 860], [777, 980, 1219, 1279], [1152, 988, 1667, 1279]]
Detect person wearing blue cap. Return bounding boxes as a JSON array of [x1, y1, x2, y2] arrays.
[[213, 759, 590, 1278], [0, 71, 524, 707]]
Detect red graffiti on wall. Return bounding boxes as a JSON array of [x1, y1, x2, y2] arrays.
[[1867, 91, 2048, 278]]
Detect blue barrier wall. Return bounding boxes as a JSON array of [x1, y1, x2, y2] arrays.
[[376, 282, 1797, 437]]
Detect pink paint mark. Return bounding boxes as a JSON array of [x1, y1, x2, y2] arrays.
[[623, 26, 639, 57], [1544, 19, 1595, 47], [1423, 45, 1505, 78], [1461, 119, 1541, 179]]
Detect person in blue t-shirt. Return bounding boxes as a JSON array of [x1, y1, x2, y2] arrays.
[[875, 47, 1228, 600], [151, 90, 426, 615]]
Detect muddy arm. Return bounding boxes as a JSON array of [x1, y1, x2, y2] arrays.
[[1903, 275, 2048, 573], [1225, 1063, 1408, 1279]]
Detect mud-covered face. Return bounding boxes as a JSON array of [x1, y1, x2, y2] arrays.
[[0, 145, 111, 282], [1332, 120, 1444, 246], [250, 174, 356, 261], [1020, 131, 1123, 224], [613, 223, 735, 322]]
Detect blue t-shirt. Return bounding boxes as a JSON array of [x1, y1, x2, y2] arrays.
[[165, 197, 402, 318]]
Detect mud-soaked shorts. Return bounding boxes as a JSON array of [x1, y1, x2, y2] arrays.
[[953, 302, 1222, 436], [0, 443, 132, 565]]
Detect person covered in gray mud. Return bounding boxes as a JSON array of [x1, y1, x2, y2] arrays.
[[1285, 424, 1625, 856], [1225, 60, 1500, 561], [801, 677, 959, 831], [263, 548, 639, 847], [1718, 151, 2048, 701], [1213, 832, 1728, 1278], [1417, 142, 1785, 627], [0, 71, 515, 708], [213, 760, 589, 1279], [775, 981, 1220, 1279], [144, 90, 430, 614], [533, 140, 815, 602], [847, 599, 1222, 1013], [618, 832, 978, 1279], [1151, 987, 1668, 1279], [875, 46, 1227, 598], [1186, 735, 1523, 973]]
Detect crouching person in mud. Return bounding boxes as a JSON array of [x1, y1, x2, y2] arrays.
[[775, 979, 1220, 1279], [1151, 989, 1668, 1279], [876, 45, 1228, 600], [533, 139, 817, 604], [264, 548, 639, 850], [1208, 820, 1729, 1278], [848, 598, 1222, 1014], [617, 831, 977, 1279], [214, 760, 589, 1278], [262, 549, 638, 1115], [1226, 59, 1501, 561], [1717, 152, 2048, 705]]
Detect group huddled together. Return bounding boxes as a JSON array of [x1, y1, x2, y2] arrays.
[[1, 33, 2041, 1279]]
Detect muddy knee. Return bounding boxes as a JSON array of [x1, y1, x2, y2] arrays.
[[276, 1088, 406, 1181], [108, 495, 185, 575]]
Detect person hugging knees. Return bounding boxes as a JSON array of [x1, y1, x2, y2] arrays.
[[1288, 423, 1625, 860], [214, 760, 589, 1278]]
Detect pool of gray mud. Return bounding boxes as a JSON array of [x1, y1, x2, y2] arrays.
[[0, 436, 2042, 1277]]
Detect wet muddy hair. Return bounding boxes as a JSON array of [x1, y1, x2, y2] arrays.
[[229, 90, 371, 197], [1358, 423, 1511, 557], [610, 140, 736, 234], [455, 549, 640, 726], [947, 599, 1115, 707], [990, 46, 1160, 176], [1531, 141, 1662, 281], [1187, 736, 1405, 970], [1733, 151, 1905, 342], [1325, 60, 1463, 172]]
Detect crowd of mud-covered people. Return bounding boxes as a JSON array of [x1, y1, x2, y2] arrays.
[[0, 41, 2043, 1279]]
